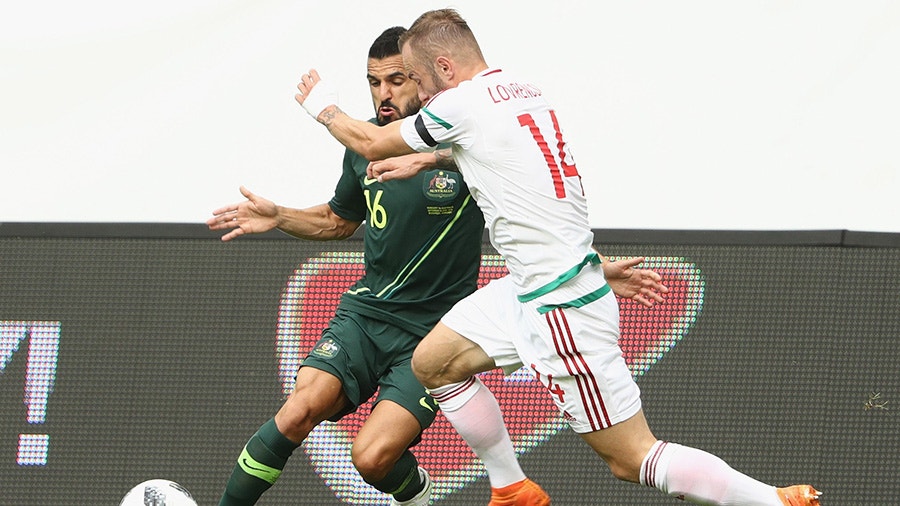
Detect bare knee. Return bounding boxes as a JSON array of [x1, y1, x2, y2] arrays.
[[274, 376, 345, 442], [411, 344, 450, 389], [351, 444, 396, 483], [411, 323, 495, 389], [273, 399, 320, 442]]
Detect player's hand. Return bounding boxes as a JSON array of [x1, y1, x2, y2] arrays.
[[367, 152, 435, 182], [602, 256, 668, 307], [206, 186, 279, 242], [295, 69, 339, 121]]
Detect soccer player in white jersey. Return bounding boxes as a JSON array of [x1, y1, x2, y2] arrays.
[[295, 8, 821, 506]]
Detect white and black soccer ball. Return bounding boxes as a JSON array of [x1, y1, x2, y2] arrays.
[[119, 479, 197, 506]]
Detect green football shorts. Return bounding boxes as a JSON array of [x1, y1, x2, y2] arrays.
[[300, 307, 440, 430]]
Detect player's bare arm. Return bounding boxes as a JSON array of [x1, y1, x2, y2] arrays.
[[275, 203, 361, 241], [366, 148, 453, 182], [208, 186, 360, 242], [599, 254, 668, 307], [296, 69, 413, 161], [433, 148, 454, 169]]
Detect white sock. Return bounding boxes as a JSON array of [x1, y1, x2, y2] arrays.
[[429, 376, 526, 488], [640, 440, 782, 505]]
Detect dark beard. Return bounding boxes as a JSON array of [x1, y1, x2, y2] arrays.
[[376, 97, 422, 125]]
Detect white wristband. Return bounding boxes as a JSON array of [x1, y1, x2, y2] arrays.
[[301, 79, 339, 120]]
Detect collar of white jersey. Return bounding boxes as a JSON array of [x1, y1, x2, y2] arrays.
[[422, 68, 503, 108]]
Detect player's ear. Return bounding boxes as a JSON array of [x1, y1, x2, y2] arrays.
[[436, 56, 452, 78]]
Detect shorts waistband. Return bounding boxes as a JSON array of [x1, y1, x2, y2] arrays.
[[536, 283, 611, 314]]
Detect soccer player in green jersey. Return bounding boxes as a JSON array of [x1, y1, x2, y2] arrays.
[[295, 9, 820, 506], [207, 26, 546, 506], [211, 24, 664, 506]]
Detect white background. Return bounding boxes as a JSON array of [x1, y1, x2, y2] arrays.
[[2, 1, 898, 231]]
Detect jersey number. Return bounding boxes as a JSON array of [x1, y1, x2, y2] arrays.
[[518, 111, 581, 199], [364, 189, 387, 229]]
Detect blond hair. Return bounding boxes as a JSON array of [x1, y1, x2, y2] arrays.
[[400, 9, 485, 68]]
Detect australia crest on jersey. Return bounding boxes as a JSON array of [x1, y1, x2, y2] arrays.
[[311, 338, 340, 359], [422, 169, 460, 202]]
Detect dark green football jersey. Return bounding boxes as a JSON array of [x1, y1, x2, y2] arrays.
[[327, 129, 485, 337]]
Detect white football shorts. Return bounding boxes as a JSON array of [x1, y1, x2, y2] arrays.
[[441, 266, 642, 433]]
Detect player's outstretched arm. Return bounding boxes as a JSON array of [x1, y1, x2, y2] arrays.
[[600, 255, 668, 307], [295, 69, 413, 161], [207, 186, 360, 242]]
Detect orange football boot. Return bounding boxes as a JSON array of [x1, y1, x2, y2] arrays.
[[777, 485, 821, 506], [488, 478, 551, 506]]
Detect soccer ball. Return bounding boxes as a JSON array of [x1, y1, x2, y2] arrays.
[[119, 479, 197, 506]]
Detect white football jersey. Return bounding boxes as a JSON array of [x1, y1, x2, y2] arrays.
[[401, 68, 597, 299]]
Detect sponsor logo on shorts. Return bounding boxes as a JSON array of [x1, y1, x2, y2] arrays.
[[419, 396, 437, 413], [311, 338, 340, 359]]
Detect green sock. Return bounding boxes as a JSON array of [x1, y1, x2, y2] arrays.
[[368, 450, 423, 502], [219, 418, 300, 506]]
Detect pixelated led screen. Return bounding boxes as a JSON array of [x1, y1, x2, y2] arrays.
[[0, 234, 897, 505], [1, 322, 59, 466], [275, 253, 703, 504]]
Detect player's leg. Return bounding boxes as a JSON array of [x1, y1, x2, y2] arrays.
[[416, 328, 525, 487], [427, 370, 549, 506], [353, 400, 432, 505], [219, 366, 348, 505], [345, 316, 440, 505], [220, 309, 371, 506], [579, 409, 819, 505], [532, 285, 819, 506], [414, 277, 550, 505]]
